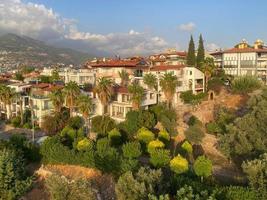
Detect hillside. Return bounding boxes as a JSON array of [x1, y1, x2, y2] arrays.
[[0, 33, 93, 68]]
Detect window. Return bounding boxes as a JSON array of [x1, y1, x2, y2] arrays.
[[122, 94, 130, 102], [190, 71, 192, 75], [150, 93, 154, 99]]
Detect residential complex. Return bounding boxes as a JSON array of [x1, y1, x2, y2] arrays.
[[211, 39, 267, 83]]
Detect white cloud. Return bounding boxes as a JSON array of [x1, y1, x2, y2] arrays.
[[206, 43, 220, 52], [0, 0, 169, 56], [179, 22, 196, 32]]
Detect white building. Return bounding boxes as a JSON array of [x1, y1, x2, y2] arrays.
[[211, 39, 267, 83], [41, 67, 95, 85]]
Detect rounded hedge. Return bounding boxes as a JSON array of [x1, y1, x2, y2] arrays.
[[193, 156, 212, 178], [158, 129, 170, 143], [181, 140, 193, 154], [136, 127, 155, 144], [147, 140, 165, 154], [170, 155, 189, 174], [108, 128, 121, 145], [76, 138, 94, 152]]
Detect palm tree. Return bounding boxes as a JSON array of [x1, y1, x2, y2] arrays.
[[49, 90, 64, 113], [77, 94, 93, 133], [128, 82, 144, 110], [160, 72, 178, 108], [201, 57, 216, 92], [0, 85, 16, 120], [95, 77, 113, 114], [63, 81, 81, 117], [118, 70, 129, 86], [143, 73, 157, 90]]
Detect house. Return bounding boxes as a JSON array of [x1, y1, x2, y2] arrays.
[[211, 39, 267, 84], [149, 49, 187, 66]]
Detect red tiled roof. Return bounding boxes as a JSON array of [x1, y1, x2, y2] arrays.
[[150, 65, 185, 71], [87, 59, 148, 68], [42, 85, 64, 92], [32, 83, 50, 89], [113, 85, 129, 93]]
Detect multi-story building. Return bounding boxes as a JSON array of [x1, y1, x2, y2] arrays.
[[41, 67, 95, 86], [211, 39, 267, 83], [149, 49, 187, 66]]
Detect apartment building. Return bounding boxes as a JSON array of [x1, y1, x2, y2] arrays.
[[30, 83, 63, 125], [211, 39, 267, 83], [149, 49, 187, 66], [41, 67, 95, 85]]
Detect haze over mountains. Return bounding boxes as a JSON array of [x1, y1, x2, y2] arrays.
[[0, 33, 99, 68]]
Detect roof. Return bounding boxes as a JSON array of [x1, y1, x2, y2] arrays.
[[86, 58, 148, 68], [113, 85, 129, 93], [150, 65, 185, 71], [32, 83, 50, 89], [211, 47, 267, 55], [42, 85, 64, 92]]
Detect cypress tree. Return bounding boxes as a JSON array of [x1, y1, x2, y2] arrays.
[[197, 34, 205, 68], [187, 35, 196, 66]]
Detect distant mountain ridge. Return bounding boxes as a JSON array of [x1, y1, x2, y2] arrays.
[[0, 33, 94, 68]]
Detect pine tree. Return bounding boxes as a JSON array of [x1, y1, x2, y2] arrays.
[[197, 34, 205, 68], [187, 35, 196, 66]]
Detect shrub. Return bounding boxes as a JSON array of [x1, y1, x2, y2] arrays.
[[68, 116, 84, 130], [11, 116, 21, 127], [147, 140, 165, 154], [95, 138, 120, 173], [180, 91, 207, 105], [206, 122, 221, 134], [150, 149, 171, 168], [91, 115, 116, 136], [45, 174, 97, 200], [0, 148, 32, 199], [108, 128, 122, 146], [120, 158, 139, 174], [158, 129, 170, 144], [23, 122, 32, 129], [170, 155, 189, 174], [122, 141, 142, 159], [136, 127, 155, 144], [76, 138, 94, 152], [184, 124, 205, 144], [181, 141, 193, 154], [208, 77, 224, 94], [187, 115, 199, 126], [193, 156, 212, 179], [232, 76, 261, 94], [224, 186, 258, 200]]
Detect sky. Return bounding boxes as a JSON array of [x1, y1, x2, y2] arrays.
[[1, 0, 267, 56]]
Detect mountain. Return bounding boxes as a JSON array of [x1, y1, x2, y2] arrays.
[[0, 33, 94, 68]]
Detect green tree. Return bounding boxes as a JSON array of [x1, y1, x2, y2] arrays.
[[242, 153, 267, 198], [150, 149, 171, 168], [15, 72, 24, 82], [119, 69, 130, 86], [147, 140, 165, 154], [49, 90, 64, 113], [51, 69, 60, 82], [196, 34, 205, 69], [232, 76, 261, 94], [95, 77, 113, 114], [170, 155, 189, 174], [136, 127, 155, 144], [0, 85, 17, 120], [128, 82, 145, 110], [63, 81, 81, 117], [187, 35, 196, 66], [184, 124, 205, 144], [193, 156, 212, 180], [144, 73, 157, 90], [77, 94, 93, 133], [91, 115, 116, 136], [122, 141, 142, 159], [160, 72, 178, 108]]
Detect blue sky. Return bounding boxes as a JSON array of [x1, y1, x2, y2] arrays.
[[2, 0, 267, 55]]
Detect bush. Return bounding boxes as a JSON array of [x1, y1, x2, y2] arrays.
[[180, 91, 207, 105], [136, 127, 155, 144], [108, 128, 122, 146], [122, 141, 142, 159], [0, 148, 32, 199], [181, 141, 193, 154], [184, 124, 205, 144], [45, 174, 97, 200], [23, 122, 32, 129], [68, 116, 84, 130], [223, 186, 258, 200], [208, 77, 224, 94], [170, 155, 189, 174], [150, 149, 171, 168], [147, 140, 165, 154], [158, 129, 170, 144], [95, 138, 120, 173], [76, 138, 94, 152], [232, 76, 261, 94], [11, 116, 21, 127], [91, 115, 116, 136], [206, 122, 221, 134], [193, 156, 212, 179]]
